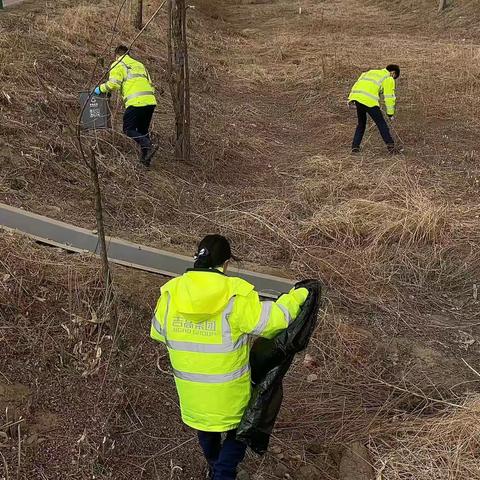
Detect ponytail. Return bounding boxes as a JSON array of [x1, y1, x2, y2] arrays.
[[193, 234, 234, 269]]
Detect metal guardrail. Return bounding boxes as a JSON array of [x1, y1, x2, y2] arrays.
[[0, 203, 295, 298]]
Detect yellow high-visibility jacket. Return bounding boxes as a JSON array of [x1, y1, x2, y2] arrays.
[[99, 54, 156, 108], [348, 68, 396, 115], [150, 269, 308, 432]]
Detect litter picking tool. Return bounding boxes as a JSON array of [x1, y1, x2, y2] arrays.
[[388, 117, 406, 152]]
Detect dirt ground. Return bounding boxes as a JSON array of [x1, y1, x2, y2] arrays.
[[2, 0, 480, 478]]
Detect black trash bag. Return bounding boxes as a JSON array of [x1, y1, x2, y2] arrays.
[[236, 279, 323, 454]]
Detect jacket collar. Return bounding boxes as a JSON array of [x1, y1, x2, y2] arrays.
[[116, 53, 132, 63], [185, 267, 226, 276]]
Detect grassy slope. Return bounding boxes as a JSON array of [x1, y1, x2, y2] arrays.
[[1, 0, 480, 320], [0, 234, 194, 479], [2, 0, 480, 478]]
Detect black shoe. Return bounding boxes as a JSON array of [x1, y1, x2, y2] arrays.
[[351, 147, 360, 154], [142, 144, 159, 166], [139, 156, 151, 168]]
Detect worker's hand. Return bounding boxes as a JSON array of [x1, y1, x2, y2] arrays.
[[93, 87, 101, 95], [387, 114, 395, 121]]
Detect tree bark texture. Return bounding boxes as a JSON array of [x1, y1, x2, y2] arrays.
[[89, 148, 116, 329], [167, 0, 191, 161], [133, 0, 143, 30]]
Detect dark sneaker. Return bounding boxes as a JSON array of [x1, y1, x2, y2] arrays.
[[351, 147, 361, 154], [139, 156, 151, 168], [142, 144, 159, 166]]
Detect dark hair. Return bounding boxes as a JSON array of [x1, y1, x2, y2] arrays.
[[386, 64, 400, 78], [194, 234, 234, 269], [115, 45, 129, 56]]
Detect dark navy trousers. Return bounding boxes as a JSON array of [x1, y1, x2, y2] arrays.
[[352, 101, 394, 150], [123, 105, 155, 157], [197, 430, 247, 480]]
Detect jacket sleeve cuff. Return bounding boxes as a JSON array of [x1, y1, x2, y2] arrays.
[[289, 287, 309, 305]]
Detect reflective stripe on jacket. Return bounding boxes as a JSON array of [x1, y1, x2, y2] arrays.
[[348, 68, 396, 115], [150, 269, 308, 432], [99, 54, 156, 108]]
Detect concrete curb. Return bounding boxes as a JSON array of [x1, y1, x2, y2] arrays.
[[2, 0, 24, 7], [0, 203, 295, 298]]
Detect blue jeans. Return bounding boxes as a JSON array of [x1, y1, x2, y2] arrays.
[[197, 430, 247, 480], [352, 101, 394, 150]]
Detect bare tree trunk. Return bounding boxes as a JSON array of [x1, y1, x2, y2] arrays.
[[89, 147, 117, 330], [89, 148, 111, 288], [133, 0, 143, 29], [182, 0, 190, 161], [167, 0, 191, 161], [438, 0, 448, 12]]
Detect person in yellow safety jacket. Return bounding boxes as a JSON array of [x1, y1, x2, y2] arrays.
[[348, 64, 400, 154], [93, 45, 158, 167], [150, 234, 308, 480]]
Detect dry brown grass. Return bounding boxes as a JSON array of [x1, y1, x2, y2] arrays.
[[301, 196, 449, 246], [370, 397, 480, 480], [2, 0, 480, 478], [0, 233, 198, 479], [4, 232, 479, 480]]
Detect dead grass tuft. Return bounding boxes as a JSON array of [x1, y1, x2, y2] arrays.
[[370, 397, 480, 480], [301, 196, 449, 247]]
